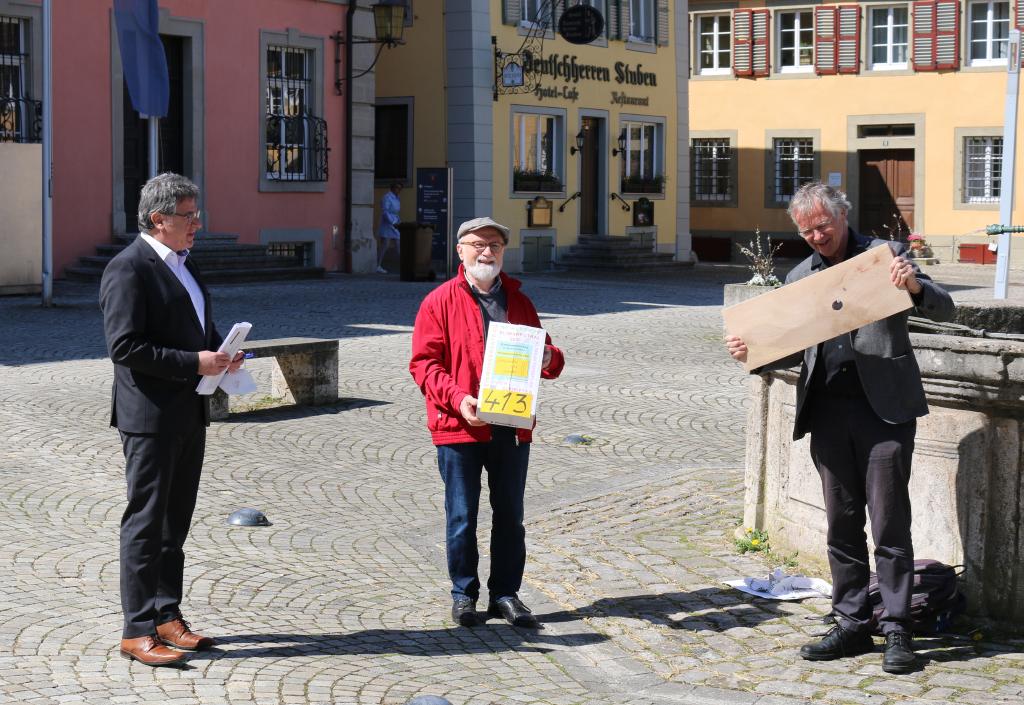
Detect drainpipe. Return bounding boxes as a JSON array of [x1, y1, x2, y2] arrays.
[[343, 2, 356, 273]]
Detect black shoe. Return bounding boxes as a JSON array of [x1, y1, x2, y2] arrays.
[[451, 596, 479, 627], [882, 631, 916, 674], [799, 624, 874, 661], [487, 596, 539, 628]]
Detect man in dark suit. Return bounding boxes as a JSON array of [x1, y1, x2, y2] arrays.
[[725, 182, 953, 674], [100, 173, 242, 667]]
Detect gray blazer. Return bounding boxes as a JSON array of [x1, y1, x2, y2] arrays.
[[762, 232, 954, 440]]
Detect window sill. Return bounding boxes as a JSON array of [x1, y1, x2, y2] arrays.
[[625, 40, 657, 53], [260, 179, 328, 193], [693, 69, 734, 80], [961, 63, 1009, 73], [693, 198, 737, 208], [511, 190, 567, 200], [863, 66, 914, 77], [954, 200, 1000, 211], [621, 191, 666, 200]]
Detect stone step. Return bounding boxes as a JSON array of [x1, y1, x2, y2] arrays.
[[68, 230, 322, 284]]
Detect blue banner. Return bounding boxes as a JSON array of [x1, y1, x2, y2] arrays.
[[113, 0, 168, 117]]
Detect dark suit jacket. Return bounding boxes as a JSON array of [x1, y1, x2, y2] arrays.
[[99, 236, 223, 434], [762, 232, 954, 441]]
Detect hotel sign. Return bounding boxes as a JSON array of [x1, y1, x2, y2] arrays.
[[522, 51, 658, 87]]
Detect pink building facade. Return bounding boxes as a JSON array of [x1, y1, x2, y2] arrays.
[[2, 0, 351, 278]]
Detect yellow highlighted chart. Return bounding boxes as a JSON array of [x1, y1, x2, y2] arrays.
[[476, 323, 547, 429]]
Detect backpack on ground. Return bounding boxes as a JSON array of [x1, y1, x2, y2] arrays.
[[868, 559, 966, 635]]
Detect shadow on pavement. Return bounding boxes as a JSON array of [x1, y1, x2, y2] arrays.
[[538, 587, 796, 631], [188, 625, 607, 659], [220, 397, 390, 424]]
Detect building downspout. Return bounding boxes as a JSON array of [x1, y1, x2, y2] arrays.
[[343, 1, 355, 273]]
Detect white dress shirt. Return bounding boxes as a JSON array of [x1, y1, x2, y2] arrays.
[[140, 232, 205, 332]]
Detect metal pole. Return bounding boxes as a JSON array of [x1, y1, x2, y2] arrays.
[[995, 29, 1020, 299], [147, 116, 159, 178], [41, 0, 53, 307]]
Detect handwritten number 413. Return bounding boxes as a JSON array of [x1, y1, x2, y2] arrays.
[[481, 390, 529, 415]]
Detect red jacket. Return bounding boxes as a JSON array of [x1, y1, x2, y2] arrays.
[[410, 266, 565, 445]]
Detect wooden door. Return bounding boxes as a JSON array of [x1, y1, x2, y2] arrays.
[[579, 117, 601, 235], [858, 149, 914, 239], [123, 35, 184, 231]]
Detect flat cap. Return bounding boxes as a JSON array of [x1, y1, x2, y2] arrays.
[[456, 216, 510, 243]]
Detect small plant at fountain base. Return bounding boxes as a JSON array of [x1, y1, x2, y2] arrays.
[[736, 228, 783, 287]]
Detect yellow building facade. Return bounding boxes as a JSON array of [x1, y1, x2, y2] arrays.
[[688, 0, 1024, 265], [373, 0, 690, 273]]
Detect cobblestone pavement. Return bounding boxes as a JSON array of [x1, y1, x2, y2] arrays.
[[1, 265, 1022, 705]]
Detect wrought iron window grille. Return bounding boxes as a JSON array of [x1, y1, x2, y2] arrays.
[[265, 112, 329, 182], [0, 96, 42, 143]]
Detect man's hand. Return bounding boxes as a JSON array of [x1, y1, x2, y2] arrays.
[[542, 347, 552, 370], [459, 395, 486, 426], [227, 351, 245, 373], [890, 255, 922, 295], [197, 350, 232, 376], [725, 334, 748, 364]]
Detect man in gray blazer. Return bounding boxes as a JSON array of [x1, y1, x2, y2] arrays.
[[725, 182, 953, 674], [100, 173, 242, 667]]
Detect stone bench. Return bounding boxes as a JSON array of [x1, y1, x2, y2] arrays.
[[210, 337, 339, 420]]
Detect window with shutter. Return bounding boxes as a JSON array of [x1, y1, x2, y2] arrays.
[[733, 9, 770, 77], [913, 0, 960, 70], [733, 9, 753, 76], [504, 0, 522, 26], [657, 0, 670, 46], [837, 6, 861, 72], [815, 7, 839, 75], [697, 14, 732, 75], [752, 9, 770, 76], [607, 0, 620, 40]]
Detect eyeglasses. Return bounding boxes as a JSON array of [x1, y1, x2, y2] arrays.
[[798, 219, 832, 238], [459, 240, 505, 253], [169, 210, 202, 225]]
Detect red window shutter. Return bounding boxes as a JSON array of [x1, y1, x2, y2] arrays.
[[751, 9, 771, 77], [934, 0, 960, 70], [734, 9, 754, 77], [912, 1, 937, 71], [837, 6, 861, 74], [1018, 0, 1024, 29], [815, 7, 838, 75]]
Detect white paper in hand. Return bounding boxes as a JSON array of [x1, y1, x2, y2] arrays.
[[218, 369, 258, 395], [196, 322, 252, 395]]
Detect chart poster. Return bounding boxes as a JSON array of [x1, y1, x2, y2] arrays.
[[476, 322, 547, 429], [415, 167, 452, 263]]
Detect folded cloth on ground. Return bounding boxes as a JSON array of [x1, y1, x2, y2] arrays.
[[725, 568, 832, 601]]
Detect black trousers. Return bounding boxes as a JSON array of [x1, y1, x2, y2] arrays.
[[118, 424, 206, 639], [808, 392, 915, 636]]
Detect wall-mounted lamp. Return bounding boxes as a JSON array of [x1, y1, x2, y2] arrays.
[[611, 128, 627, 157], [569, 130, 585, 156], [331, 1, 407, 95]]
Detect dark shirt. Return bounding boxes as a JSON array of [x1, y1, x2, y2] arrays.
[[468, 275, 508, 338], [810, 231, 867, 396]]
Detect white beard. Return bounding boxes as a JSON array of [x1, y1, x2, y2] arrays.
[[465, 260, 501, 284]]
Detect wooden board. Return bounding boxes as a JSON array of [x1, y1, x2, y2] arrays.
[[723, 244, 912, 372]]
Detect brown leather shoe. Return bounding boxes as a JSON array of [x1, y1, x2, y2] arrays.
[[119, 636, 188, 667], [156, 617, 215, 651]]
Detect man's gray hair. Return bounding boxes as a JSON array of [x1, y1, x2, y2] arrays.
[[787, 182, 851, 226], [137, 172, 200, 231]]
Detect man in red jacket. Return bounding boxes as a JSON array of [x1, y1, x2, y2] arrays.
[[410, 216, 564, 629]]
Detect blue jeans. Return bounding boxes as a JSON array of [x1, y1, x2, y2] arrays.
[[436, 426, 530, 602]]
